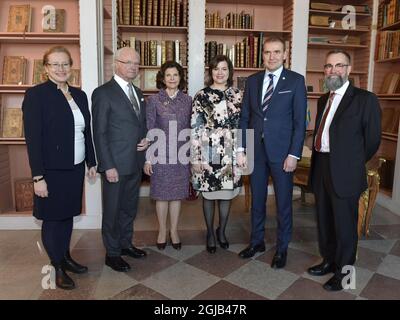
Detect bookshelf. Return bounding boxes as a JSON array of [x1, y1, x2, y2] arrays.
[[0, 0, 82, 217], [112, 0, 189, 95], [372, 0, 400, 198], [205, 0, 293, 88], [305, 0, 373, 130]]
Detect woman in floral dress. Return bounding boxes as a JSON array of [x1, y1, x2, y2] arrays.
[[191, 55, 242, 253]]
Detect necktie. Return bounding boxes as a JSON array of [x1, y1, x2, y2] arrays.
[[262, 74, 274, 113], [315, 92, 335, 152], [127, 83, 140, 117]]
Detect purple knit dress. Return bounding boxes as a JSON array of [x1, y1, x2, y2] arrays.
[[146, 89, 192, 200]]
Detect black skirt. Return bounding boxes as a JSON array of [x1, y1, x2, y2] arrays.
[[33, 162, 85, 221]]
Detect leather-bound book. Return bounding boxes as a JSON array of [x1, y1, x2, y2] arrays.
[[2, 56, 27, 85], [7, 4, 31, 32], [15, 179, 34, 212]]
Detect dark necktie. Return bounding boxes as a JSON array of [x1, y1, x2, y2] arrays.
[[127, 83, 140, 117], [315, 92, 335, 152], [262, 74, 274, 113]]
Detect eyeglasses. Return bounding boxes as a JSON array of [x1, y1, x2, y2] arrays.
[[47, 62, 71, 70], [323, 63, 349, 71], [116, 59, 139, 66]]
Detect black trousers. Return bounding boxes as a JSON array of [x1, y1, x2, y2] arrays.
[[312, 152, 359, 275], [101, 172, 142, 256], [41, 218, 73, 264]]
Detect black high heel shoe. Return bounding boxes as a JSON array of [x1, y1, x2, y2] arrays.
[[216, 227, 229, 249], [206, 232, 216, 254], [170, 232, 182, 250], [156, 242, 167, 250]]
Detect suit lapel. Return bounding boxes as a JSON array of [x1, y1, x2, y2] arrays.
[[331, 84, 355, 125], [271, 68, 287, 101], [110, 77, 138, 120], [257, 71, 264, 114]]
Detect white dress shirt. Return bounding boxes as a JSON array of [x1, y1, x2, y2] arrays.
[[114, 74, 140, 108], [261, 65, 283, 104], [317, 80, 350, 153]]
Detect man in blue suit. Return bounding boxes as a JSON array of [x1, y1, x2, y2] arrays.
[[238, 36, 307, 268]]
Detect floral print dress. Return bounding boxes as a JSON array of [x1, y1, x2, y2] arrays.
[[191, 86, 242, 196]]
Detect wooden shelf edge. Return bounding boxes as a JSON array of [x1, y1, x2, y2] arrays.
[[382, 132, 398, 141], [309, 9, 371, 17], [375, 57, 400, 63], [0, 211, 32, 217], [205, 28, 291, 35], [140, 65, 187, 69], [0, 138, 26, 145], [377, 94, 400, 100], [308, 43, 367, 49], [307, 69, 366, 74], [379, 20, 400, 31], [118, 25, 188, 33], [309, 26, 369, 33]]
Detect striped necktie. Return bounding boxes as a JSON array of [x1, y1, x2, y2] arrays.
[[262, 74, 274, 113], [315, 92, 335, 152], [127, 83, 140, 117]]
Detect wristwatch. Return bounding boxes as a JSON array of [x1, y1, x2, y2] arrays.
[[33, 176, 45, 183]]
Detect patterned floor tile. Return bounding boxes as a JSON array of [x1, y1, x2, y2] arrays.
[[277, 278, 356, 300], [152, 245, 204, 261], [370, 205, 400, 225], [389, 240, 400, 257], [291, 226, 318, 242], [73, 230, 104, 249], [110, 283, 168, 300], [193, 280, 267, 300], [39, 270, 102, 300], [225, 260, 299, 300], [376, 254, 400, 281], [141, 262, 220, 300], [125, 248, 178, 281], [360, 274, 400, 300], [70, 248, 106, 272], [91, 265, 138, 300], [185, 248, 250, 278], [256, 247, 320, 275], [358, 239, 397, 254], [289, 241, 320, 256], [354, 246, 386, 272], [370, 225, 400, 239]]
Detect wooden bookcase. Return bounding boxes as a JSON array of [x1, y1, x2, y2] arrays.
[[372, 0, 400, 197], [113, 0, 189, 96], [205, 0, 293, 88], [0, 0, 81, 216], [305, 0, 373, 130]]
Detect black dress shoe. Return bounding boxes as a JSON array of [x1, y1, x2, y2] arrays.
[[216, 227, 229, 249], [239, 244, 266, 259], [206, 245, 216, 254], [156, 242, 167, 250], [105, 256, 130, 272], [61, 250, 88, 274], [323, 274, 344, 291], [121, 246, 147, 258], [271, 251, 287, 269], [307, 260, 335, 276], [52, 262, 75, 290]]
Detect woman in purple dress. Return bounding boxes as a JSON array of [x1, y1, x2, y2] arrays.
[[144, 61, 192, 250]]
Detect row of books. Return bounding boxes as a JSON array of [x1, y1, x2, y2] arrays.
[[378, 0, 400, 29], [119, 38, 187, 67], [6, 4, 65, 33], [380, 72, 400, 94], [205, 10, 254, 29], [205, 35, 290, 69], [2, 56, 80, 86], [117, 0, 188, 27], [309, 15, 369, 30], [310, 2, 370, 14], [375, 30, 400, 61]]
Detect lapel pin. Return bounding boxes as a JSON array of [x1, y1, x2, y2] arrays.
[[282, 77, 286, 80], [141, 98, 144, 102]]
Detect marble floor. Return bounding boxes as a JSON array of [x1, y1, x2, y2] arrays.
[[1, 194, 400, 300]]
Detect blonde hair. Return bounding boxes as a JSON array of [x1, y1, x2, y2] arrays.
[[43, 46, 73, 66]]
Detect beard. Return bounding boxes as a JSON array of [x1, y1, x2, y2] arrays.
[[324, 74, 347, 91]]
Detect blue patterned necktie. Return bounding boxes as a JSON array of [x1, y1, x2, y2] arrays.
[[262, 74, 274, 113]]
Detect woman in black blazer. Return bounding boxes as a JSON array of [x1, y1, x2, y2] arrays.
[[22, 46, 96, 290]]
